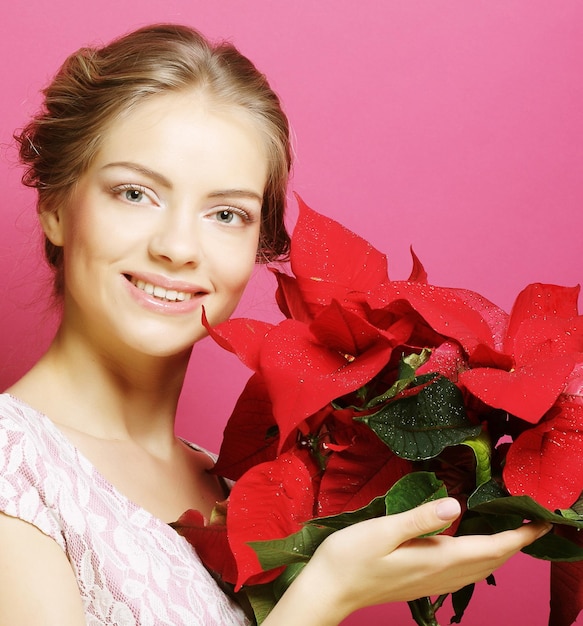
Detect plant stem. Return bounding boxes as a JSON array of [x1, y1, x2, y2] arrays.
[[407, 597, 441, 626]]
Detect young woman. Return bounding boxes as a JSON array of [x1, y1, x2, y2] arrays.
[[0, 24, 549, 626]]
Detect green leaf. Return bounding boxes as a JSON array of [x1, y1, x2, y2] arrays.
[[366, 349, 433, 407], [468, 478, 507, 502], [343, 349, 432, 410], [467, 481, 583, 562], [450, 583, 475, 624], [402, 348, 433, 373], [248, 524, 333, 571], [559, 507, 583, 522], [309, 494, 389, 531], [456, 510, 499, 536], [244, 583, 277, 625], [522, 531, 583, 562], [468, 482, 583, 529], [383, 472, 451, 536], [460, 431, 492, 487], [407, 597, 440, 626], [559, 491, 583, 520], [384, 472, 447, 515], [573, 494, 583, 516], [360, 374, 481, 460]]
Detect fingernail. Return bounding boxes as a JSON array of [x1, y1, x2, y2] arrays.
[[436, 498, 461, 521]]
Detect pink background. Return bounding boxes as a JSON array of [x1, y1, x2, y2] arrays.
[[1, 1, 582, 624]]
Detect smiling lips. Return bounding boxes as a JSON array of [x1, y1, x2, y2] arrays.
[[129, 276, 198, 302]]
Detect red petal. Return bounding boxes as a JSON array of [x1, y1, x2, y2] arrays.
[[204, 313, 273, 371], [309, 300, 401, 356], [468, 343, 514, 371], [460, 355, 576, 423], [273, 271, 314, 322], [259, 319, 395, 446], [317, 424, 412, 516], [504, 283, 583, 362], [510, 315, 583, 364], [450, 287, 509, 350], [289, 196, 389, 314], [407, 247, 428, 283], [504, 283, 582, 358], [503, 396, 583, 509], [370, 282, 499, 355], [565, 362, 583, 396], [375, 301, 447, 349], [171, 508, 238, 584], [416, 341, 467, 381], [227, 453, 315, 589], [212, 374, 279, 481]]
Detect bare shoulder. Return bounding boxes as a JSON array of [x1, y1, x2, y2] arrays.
[[0, 512, 86, 625]]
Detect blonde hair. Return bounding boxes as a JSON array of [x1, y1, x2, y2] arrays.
[[16, 24, 291, 294]]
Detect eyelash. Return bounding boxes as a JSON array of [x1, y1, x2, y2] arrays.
[[111, 184, 151, 203], [110, 184, 257, 224], [217, 205, 255, 224]]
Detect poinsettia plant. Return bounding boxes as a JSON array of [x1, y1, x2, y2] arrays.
[[172, 197, 583, 626]]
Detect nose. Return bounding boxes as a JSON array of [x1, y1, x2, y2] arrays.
[[148, 209, 202, 268]]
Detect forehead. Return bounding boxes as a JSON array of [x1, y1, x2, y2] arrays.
[[93, 90, 269, 193]]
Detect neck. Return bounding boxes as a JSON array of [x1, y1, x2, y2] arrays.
[[9, 324, 193, 451]]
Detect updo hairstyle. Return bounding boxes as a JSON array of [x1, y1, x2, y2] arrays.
[[16, 24, 292, 295]]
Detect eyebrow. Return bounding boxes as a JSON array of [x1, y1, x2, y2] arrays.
[[102, 162, 172, 188], [102, 161, 263, 204], [208, 189, 263, 204]]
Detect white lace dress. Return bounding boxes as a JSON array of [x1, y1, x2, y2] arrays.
[[0, 393, 250, 626]]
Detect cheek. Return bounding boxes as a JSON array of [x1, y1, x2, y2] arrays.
[[215, 231, 260, 288], [211, 241, 258, 310], [62, 224, 109, 270], [60, 198, 104, 260], [224, 253, 256, 294]]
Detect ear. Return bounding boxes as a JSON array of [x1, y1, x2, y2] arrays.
[[38, 206, 65, 247]]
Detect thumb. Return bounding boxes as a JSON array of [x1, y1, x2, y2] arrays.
[[392, 498, 461, 542]]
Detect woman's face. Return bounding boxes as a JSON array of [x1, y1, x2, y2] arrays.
[[44, 90, 268, 359]]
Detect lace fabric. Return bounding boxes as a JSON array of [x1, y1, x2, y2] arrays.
[[0, 394, 250, 626]]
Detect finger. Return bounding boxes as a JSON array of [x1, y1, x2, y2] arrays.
[[486, 521, 552, 556], [373, 498, 461, 551], [402, 497, 461, 536], [436, 521, 552, 574]]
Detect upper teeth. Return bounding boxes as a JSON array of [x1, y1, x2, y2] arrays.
[[132, 278, 193, 302]]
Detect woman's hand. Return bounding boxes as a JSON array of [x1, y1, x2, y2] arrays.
[[264, 498, 551, 626]]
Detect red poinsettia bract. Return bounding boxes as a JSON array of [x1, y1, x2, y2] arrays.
[[460, 284, 583, 424], [503, 372, 583, 510], [227, 452, 316, 589], [171, 502, 238, 585], [275, 195, 390, 320], [185, 197, 583, 624]]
